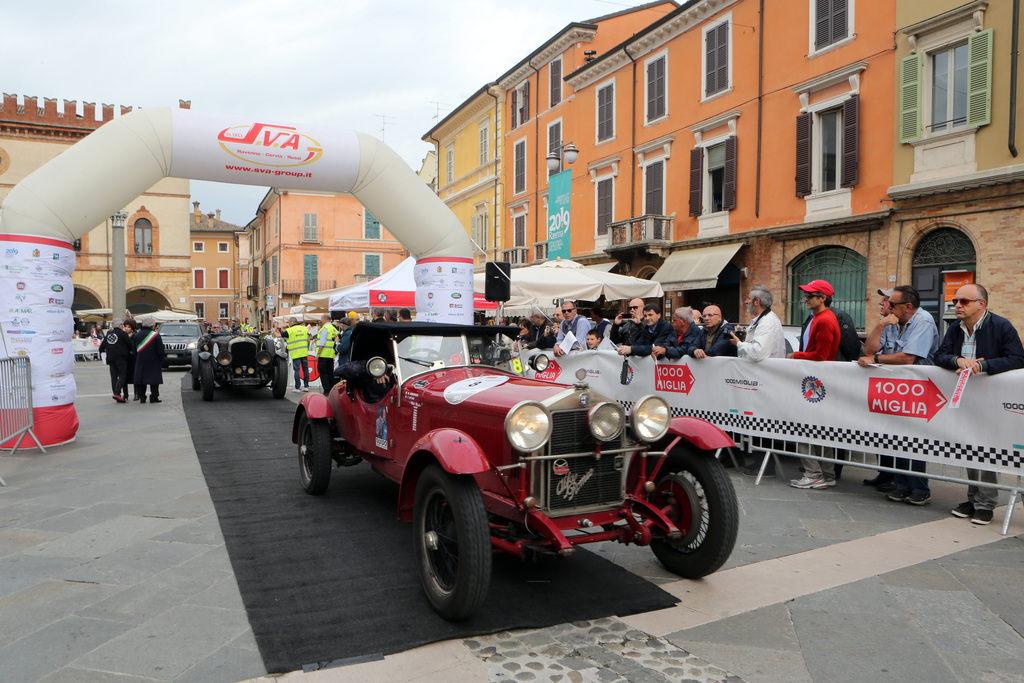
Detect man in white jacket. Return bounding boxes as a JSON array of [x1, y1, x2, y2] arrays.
[[728, 286, 786, 361]]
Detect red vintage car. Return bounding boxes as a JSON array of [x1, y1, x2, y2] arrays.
[[292, 321, 738, 620]]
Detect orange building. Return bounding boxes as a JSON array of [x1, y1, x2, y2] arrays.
[[188, 202, 244, 324], [245, 190, 408, 328]]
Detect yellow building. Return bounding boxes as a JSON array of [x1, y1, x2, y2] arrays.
[[188, 202, 244, 324]]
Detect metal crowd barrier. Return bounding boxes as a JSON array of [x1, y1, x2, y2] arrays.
[[729, 433, 1024, 536], [0, 356, 46, 485]]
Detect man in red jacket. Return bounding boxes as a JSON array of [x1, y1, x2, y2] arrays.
[[788, 279, 841, 489]]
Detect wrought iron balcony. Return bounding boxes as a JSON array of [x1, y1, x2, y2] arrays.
[[606, 215, 673, 255]]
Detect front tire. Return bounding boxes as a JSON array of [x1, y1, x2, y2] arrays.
[[649, 446, 738, 579], [298, 416, 333, 495], [272, 358, 288, 399], [413, 465, 491, 621], [199, 360, 215, 402]]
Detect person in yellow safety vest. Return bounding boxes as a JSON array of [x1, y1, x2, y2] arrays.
[[280, 316, 310, 393], [316, 314, 340, 395]]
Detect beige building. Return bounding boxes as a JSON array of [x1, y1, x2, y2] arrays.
[[188, 202, 245, 324], [0, 94, 193, 317]]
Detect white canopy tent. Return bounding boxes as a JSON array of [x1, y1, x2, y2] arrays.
[[473, 258, 664, 314]]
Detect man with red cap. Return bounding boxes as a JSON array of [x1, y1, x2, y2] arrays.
[[788, 279, 841, 489]]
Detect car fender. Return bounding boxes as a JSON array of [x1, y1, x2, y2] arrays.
[[395, 430, 492, 522], [291, 393, 334, 443], [198, 351, 212, 361], [666, 416, 735, 452]]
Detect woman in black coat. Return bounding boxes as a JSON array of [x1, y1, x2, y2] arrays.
[[132, 317, 166, 403]]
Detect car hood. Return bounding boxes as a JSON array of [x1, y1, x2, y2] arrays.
[[400, 367, 577, 417]]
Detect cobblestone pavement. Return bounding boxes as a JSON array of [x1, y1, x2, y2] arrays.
[[464, 619, 742, 683]]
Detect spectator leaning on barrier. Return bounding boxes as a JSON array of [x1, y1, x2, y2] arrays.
[[611, 298, 644, 346], [590, 306, 612, 339], [527, 312, 556, 350], [693, 305, 737, 358], [586, 329, 601, 350], [936, 283, 1024, 525], [554, 300, 591, 356], [618, 303, 673, 357], [857, 287, 898, 492], [858, 285, 939, 506], [788, 279, 841, 490], [654, 307, 703, 360], [729, 286, 786, 362]]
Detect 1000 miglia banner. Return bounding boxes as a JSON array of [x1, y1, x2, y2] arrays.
[[530, 351, 1024, 478]]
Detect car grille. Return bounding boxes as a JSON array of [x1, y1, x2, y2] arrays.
[[534, 409, 627, 516], [227, 338, 258, 366], [165, 342, 189, 351]]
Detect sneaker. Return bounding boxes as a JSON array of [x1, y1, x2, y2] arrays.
[[302, 387, 310, 392], [112, 394, 126, 403], [822, 478, 838, 488], [742, 463, 775, 478], [971, 509, 994, 525], [951, 501, 975, 518], [875, 481, 898, 493], [887, 490, 911, 502], [292, 388, 302, 393], [790, 476, 826, 489], [906, 492, 931, 505]]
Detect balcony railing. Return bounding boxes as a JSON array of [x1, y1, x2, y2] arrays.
[[534, 241, 548, 263], [502, 247, 529, 265], [353, 273, 377, 284], [609, 214, 673, 248], [280, 278, 337, 294]]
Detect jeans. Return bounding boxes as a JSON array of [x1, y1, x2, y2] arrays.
[[893, 457, 929, 495], [292, 357, 309, 389]]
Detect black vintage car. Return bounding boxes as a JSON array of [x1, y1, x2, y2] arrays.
[[191, 331, 289, 401]]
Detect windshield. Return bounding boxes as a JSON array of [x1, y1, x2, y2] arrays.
[[395, 332, 520, 381], [159, 323, 202, 337]]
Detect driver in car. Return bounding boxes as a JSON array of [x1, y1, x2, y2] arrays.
[[333, 358, 393, 403]]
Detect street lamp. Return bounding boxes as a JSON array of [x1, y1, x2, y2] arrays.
[[546, 142, 578, 173], [110, 209, 128, 320]]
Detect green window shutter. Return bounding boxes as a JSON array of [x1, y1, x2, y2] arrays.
[[899, 53, 923, 143], [967, 29, 993, 128]]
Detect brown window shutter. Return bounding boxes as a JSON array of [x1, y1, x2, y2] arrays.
[[723, 136, 737, 210], [689, 147, 703, 217], [841, 94, 859, 188], [522, 81, 530, 124], [795, 112, 813, 197], [815, 0, 831, 49], [510, 90, 518, 130], [831, 0, 848, 45]]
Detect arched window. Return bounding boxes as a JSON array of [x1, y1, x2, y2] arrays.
[[134, 218, 153, 254], [912, 227, 976, 266], [788, 246, 867, 328]]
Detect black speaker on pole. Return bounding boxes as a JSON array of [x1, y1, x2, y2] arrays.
[[484, 261, 511, 302], [330, 310, 344, 321]]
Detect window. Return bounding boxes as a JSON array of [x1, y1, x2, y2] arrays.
[[812, 0, 852, 52], [547, 121, 562, 178], [788, 245, 866, 328], [703, 18, 730, 98], [796, 95, 858, 196], [218, 242, 229, 253], [471, 208, 489, 250], [364, 210, 381, 239], [219, 303, 229, 320], [645, 53, 667, 122], [303, 254, 318, 293], [364, 253, 381, 277], [193, 241, 204, 253], [550, 58, 562, 108], [596, 177, 614, 236], [134, 218, 153, 255], [644, 160, 665, 216], [445, 145, 454, 184], [272, 208, 278, 236], [900, 27, 991, 143], [218, 269, 229, 289], [193, 269, 205, 289], [513, 139, 527, 194], [263, 261, 269, 290], [479, 122, 489, 165], [510, 80, 530, 130], [597, 81, 615, 142], [513, 214, 526, 248], [195, 302, 205, 319], [271, 255, 277, 284], [689, 138, 737, 216], [303, 213, 318, 242]]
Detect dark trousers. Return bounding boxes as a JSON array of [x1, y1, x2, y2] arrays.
[[318, 357, 337, 395], [108, 359, 129, 397], [135, 384, 160, 401]]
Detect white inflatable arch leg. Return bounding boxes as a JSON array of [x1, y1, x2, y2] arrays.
[[0, 108, 473, 447]]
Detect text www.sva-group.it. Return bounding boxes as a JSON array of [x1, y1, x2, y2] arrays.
[[225, 165, 313, 178]]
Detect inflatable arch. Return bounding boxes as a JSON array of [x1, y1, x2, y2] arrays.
[[0, 108, 474, 447]]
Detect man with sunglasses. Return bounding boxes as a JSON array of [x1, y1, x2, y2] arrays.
[[554, 300, 591, 356], [858, 285, 939, 505], [936, 283, 1024, 524], [611, 298, 644, 346], [788, 279, 841, 489]]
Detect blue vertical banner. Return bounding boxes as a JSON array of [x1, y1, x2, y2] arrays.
[[547, 169, 572, 260]]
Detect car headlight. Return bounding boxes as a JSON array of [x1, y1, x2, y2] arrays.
[[367, 357, 390, 378], [504, 401, 552, 452], [588, 402, 624, 442], [530, 354, 549, 373], [216, 351, 232, 366], [631, 395, 670, 443], [256, 350, 272, 365], [187, 341, 197, 349]]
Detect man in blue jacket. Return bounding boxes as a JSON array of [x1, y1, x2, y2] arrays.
[[693, 304, 737, 358], [936, 283, 1024, 525], [617, 303, 673, 357]]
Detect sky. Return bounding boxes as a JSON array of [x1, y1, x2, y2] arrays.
[[5, 0, 670, 227]]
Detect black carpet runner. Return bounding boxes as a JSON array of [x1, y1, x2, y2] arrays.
[[180, 377, 678, 674]]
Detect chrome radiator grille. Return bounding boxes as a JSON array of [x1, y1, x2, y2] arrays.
[[534, 409, 627, 515], [227, 339, 258, 366], [165, 342, 188, 351]]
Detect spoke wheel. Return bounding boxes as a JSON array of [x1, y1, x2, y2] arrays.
[[413, 465, 491, 621], [298, 416, 333, 495], [649, 447, 738, 579]]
